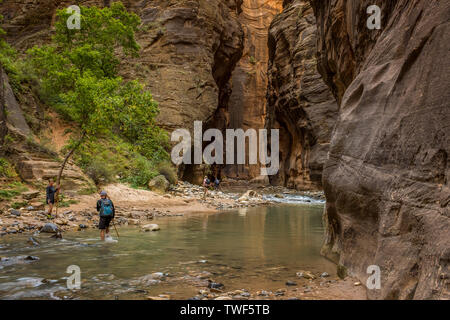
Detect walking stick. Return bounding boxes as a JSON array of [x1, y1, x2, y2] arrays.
[[112, 220, 119, 238]]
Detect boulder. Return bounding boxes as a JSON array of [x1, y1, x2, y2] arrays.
[[141, 224, 160, 232], [148, 175, 170, 193], [22, 191, 40, 200], [40, 223, 59, 233], [29, 202, 45, 210]]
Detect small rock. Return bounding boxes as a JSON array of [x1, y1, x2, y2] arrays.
[[150, 272, 165, 279], [257, 290, 270, 296], [286, 280, 297, 286], [296, 270, 316, 280], [141, 224, 160, 232], [147, 296, 168, 300], [320, 272, 330, 278], [24, 255, 39, 261], [9, 209, 21, 217], [208, 280, 224, 290], [30, 202, 45, 210], [27, 237, 40, 246], [50, 231, 63, 239], [128, 219, 140, 225], [354, 282, 361, 286]]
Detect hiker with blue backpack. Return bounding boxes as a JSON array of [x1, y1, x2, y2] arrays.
[[96, 190, 115, 241]]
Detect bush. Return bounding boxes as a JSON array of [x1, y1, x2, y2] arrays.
[[85, 158, 115, 185], [0, 158, 17, 178], [157, 162, 177, 185], [11, 201, 28, 209], [126, 155, 158, 188]]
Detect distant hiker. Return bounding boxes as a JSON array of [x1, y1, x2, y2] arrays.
[[46, 179, 60, 218], [202, 176, 211, 199], [214, 177, 220, 190], [96, 191, 115, 241]]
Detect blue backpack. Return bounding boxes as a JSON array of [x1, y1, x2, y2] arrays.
[[100, 199, 113, 217]]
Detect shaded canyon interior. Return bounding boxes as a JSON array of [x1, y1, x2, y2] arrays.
[[1, 0, 449, 299]]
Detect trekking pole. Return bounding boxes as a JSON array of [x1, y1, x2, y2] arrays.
[[55, 191, 59, 218], [112, 220, 119, 238]]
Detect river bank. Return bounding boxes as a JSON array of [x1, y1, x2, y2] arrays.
[[0, 181, 324, 236]]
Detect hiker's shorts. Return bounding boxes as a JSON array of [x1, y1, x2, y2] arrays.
[[99, 216, 112, 230]]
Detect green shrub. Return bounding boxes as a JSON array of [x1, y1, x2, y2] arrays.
[[126, 155, 158, 188], [0, 189, 19, 200], [157, 162, 177, 185], [11, 201, 28, 209], [0, 158, 17, 178], [85, 158, 116, 185]]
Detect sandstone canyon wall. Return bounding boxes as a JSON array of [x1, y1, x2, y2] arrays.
[[311, 0, 449, 299], [1, 0, 245, 184], [2, 0, 245, 133], [267, 0, 338, 190], [219, 0, 282, 182]]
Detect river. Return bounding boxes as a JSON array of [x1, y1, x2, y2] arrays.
[[0, 201, 336, 300]]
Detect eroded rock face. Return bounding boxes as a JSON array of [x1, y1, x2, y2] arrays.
[[219, 0, 283, 181], [2, 0, 244, 133], [121, 0, 244, 133], [1, 0, 245, 184], [266, 0, 338, 190], [311, 0, 450, 299]]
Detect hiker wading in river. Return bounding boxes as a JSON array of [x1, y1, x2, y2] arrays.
[[96, 191, 115, 241]]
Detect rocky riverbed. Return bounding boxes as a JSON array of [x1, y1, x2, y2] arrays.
[[0, 181, 324, 237]]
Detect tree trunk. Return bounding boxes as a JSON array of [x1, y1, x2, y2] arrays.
[[0, 66, 7, 152], [56, 130, 86, 186], [54, 131, 86, 216]]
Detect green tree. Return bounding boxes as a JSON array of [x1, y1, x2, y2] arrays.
[[27, 2, 168, 194]]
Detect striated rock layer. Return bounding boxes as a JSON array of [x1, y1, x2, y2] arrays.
[[219, 0, 282, 182], [1, 0, 245, 184], [266, 0, 337, 190], [311, 0, 450, 299], [2, 0, 245, 133]]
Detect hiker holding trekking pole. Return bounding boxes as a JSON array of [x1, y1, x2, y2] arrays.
[[96, 190, 116, 241], [46, 179, 60, 218]]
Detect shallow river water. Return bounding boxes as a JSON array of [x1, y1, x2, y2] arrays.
[[0, 202, 335, 299]]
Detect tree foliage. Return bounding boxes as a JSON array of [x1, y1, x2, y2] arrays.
[[26, 2, 169, 187]]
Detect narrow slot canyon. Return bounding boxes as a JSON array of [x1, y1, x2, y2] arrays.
[[0, 0, 448, 301]]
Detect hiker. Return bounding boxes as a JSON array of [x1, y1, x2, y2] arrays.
[[96, 191, 115, 241], [214, 177, 220, 190], [46, 179, 60, 218], [202, 175, 211, 199]]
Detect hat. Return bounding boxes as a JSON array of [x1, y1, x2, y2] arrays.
[[100, 191, 107, 196]]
